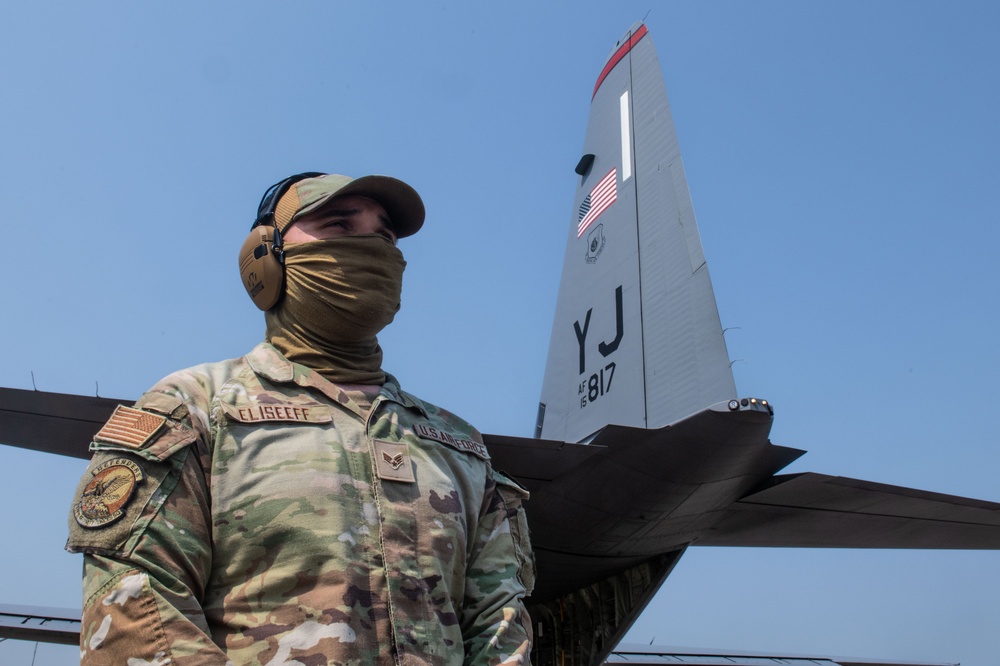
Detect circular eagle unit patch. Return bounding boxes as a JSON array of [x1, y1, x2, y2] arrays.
[[74, 458, 145, 529]]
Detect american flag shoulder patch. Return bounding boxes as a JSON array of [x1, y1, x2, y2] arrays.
[[94, 405, 167, 449]]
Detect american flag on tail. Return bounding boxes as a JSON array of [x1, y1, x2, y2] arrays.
[[577, 168, 617, 237]]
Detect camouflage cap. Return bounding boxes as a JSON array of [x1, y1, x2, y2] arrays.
[[274, 173, 425, 238]]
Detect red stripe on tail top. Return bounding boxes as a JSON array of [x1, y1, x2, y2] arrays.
[[592, 24, 649, 100]]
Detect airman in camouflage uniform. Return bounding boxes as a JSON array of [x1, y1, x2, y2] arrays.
[[67, 173, 534, 665]]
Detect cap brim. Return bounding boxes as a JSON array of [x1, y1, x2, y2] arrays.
[[306, 175, 425, 239]]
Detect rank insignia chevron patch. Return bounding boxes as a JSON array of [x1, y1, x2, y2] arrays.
[[374, 440, 415, 483]]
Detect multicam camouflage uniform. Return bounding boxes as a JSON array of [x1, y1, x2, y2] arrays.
[[67, 343, 534, 665]]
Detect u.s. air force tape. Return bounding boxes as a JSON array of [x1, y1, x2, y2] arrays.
[[412, 424, 489, 460]]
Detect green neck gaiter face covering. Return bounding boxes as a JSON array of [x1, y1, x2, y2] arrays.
[[265, 235, 406, 385]]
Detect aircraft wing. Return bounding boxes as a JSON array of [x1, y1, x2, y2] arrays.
[[485, 431, 1000, 555], [0, 387, 125, 459], [0, 604, 80, 645], [482, 405, 1000, 606], [606, 644, 959, 666], [697, 471, 1000, 549], [4, 387, 999, 574], [487, 401, 1000, 665]]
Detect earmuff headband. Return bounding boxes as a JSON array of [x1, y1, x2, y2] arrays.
[[240, 172, 325, 311]]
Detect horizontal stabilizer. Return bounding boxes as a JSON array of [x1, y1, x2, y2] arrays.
[[699, 472, 1000, 549]]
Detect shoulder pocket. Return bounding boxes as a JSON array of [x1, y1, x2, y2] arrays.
[[67, 447, 188, 556], [493, 470, 535, 595], [70, 393, 198, 554], [90, 394, 197, 462]]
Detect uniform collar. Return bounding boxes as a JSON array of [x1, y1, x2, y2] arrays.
[[245, 342, 426, 417]]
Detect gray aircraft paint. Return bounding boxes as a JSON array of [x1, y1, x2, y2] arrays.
[[538, 24, 735, 443]]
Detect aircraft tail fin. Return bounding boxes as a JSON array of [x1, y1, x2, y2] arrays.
[[537, 23, 736, 443]]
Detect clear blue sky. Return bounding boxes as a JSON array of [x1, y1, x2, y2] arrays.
[[2, 1, 998, 664]]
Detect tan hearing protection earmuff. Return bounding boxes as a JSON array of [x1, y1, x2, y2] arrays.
[[238, 172, 324, 310]]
